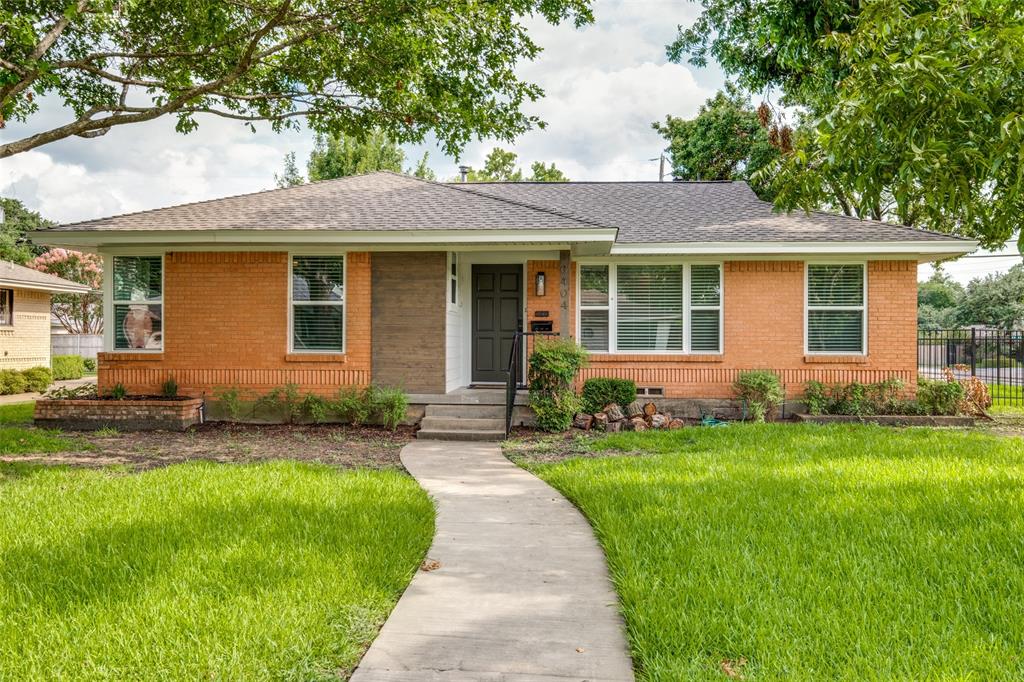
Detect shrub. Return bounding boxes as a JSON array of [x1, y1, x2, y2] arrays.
[[213, 386, 244, 420], [803, 380, 828, 415], [528, 338, 588, 432], [580, 377, 636, 414], [803, 377, 908, 416], [51, 354, 86, 380], [255, 384, 303, 423], [943, 366, 992, 416], [82, 357, 97, 372], [365, 385, 408, 430], [161, 375, 178, 398], [733, 370, 784, 422], [0, 370, 28, 395], [917, 378, 965, 416], [21, 367, 53, 393], [302, 393, 330, 424], [333, 387, 369, 425], [108, 383, 128, 400]]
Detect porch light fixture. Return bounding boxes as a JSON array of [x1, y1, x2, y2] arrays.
[[535, 271, 546, 297]]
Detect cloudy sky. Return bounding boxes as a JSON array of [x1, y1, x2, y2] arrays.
[[0, 0, 1012, 282]]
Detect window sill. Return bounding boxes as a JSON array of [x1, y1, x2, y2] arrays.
[[285, 353, 347, 363], [588, 353, 724, 363], [803, 354, 868, 364], [99, 352, 164, 362]]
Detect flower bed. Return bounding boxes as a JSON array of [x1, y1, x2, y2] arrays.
[[34, 397, 204, 431]]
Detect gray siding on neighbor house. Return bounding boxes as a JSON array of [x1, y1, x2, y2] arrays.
[[371, 252, 447, 393]]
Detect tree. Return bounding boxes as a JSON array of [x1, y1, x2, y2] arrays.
[[275, 152, 304, 188], [409, 152, 437, 181], [653, 85, 778, 198], [307, 130, 405, 181], [461, 148, 569, 182], [0, 0, 594, 158], [670, 0, 1024, 248], [0, 198, 51, 264], [953, 265, 1024, 330], [29, 249, 102, 334], [918, 266, 964, 329]]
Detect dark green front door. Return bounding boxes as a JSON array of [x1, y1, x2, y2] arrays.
[[472, 264, 522, 383]]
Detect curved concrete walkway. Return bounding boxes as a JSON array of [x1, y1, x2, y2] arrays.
[[351, 440, 635, 682]]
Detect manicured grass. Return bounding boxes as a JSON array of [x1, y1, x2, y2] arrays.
[[0, 402, 34, 424], [521, 424, 1024, 680], [0, 460, 434, 680], [0, 401, 92, 454]]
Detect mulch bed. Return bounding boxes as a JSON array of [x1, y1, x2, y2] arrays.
[[2, 422, 417, 472]]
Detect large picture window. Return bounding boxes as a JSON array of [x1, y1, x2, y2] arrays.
[[291, 255, 345, 352], [0, 289, 12, 326], [578, 263, 721, 353], [806, 263, 866, 354], [112, 256, 163, 350]]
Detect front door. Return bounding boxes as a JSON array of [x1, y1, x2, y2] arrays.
[[472, 264, 522, 383]]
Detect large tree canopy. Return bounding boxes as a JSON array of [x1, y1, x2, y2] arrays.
[[307, 130, 405, 182], [0, 0, 593, 158], [670, 0, 1024, 249], [462, 148, 569, 182], [0, 197, 50, 264], [653, 85, 778, 199]]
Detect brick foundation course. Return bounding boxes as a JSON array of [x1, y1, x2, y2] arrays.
[[34, 398, 204, 431]]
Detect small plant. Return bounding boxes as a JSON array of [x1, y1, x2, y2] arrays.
[[830, 381, 870, 416], [213, 386, 245, 420], [332, 386, 369, 425], [364, 385, 409, 430], [528, 338, 588, 432], [733, 370, 784, 422], [302, 393, 330, 424], [94, 426, 121, 437], [917, 378, 965, 416], [580, 377, 637, 414], [108, 383, 128, 400], [161, 375, 179, 398], [83, 357, 97, 372], [803, 380, 828, 415], [51, 354, 86, 380], [255, 383, 303, 423]]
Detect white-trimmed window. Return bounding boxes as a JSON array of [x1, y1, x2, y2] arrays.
[[291, 254, 345, 352], [112, 256, 163, 350], [0, 288, 12, 326], [806, 263, 866, 354], [578, 263, 722, 353]]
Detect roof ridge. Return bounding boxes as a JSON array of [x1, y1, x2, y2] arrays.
[[378, 168, 610, 231]]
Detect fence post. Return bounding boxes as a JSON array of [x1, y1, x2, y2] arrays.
[[970, 327, 977, 378]]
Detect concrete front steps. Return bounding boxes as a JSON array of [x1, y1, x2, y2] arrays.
[[417, 403, 506, 441]]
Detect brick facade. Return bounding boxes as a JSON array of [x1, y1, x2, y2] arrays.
[[35, 397, 204, 431], [0, 287, 52, 371], [99, 253, 917, 400]]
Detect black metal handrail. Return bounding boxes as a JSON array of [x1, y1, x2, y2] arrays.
[[504, 332, 521, 436]]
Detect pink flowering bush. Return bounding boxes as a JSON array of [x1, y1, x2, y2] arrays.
[[29, 249, 103, 334]]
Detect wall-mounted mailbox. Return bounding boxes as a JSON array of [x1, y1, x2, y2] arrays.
[[530, 320, 554, 333]]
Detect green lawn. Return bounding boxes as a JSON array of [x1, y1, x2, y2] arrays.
[[520, 424, 1024, 681], [0, 402, 34, 424], [0, 460, 433, 680], [0, 401, 91, 454]]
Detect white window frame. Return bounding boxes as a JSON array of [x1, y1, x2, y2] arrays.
[[288, 251, 347, 354], [447, 252, 460, 310], [575, 261, 723, 355], [804, 261, 868, 356], [0, 288, 13, 327], [110, 255, 164, 353]]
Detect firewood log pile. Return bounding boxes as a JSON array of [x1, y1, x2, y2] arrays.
[[574, 401, 685, 432]]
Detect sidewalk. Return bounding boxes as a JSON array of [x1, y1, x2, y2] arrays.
[[351, 440, 635, 682]]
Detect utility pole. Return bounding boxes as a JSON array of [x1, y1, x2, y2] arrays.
[[648, 152, 668, 181]]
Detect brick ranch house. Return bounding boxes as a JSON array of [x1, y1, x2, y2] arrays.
[[0, 260, 91, 371], [34, 171, 975, 424]]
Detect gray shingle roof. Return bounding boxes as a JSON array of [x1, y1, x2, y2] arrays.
[[0, 260, 91, 293], [453, 180, 968, 243], [46, 171, 600, 232], [44, 171, 968, 245]]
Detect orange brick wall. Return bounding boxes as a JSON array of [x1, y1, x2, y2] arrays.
[[98, 251, 372, 397], [580, 260, 918, 398]]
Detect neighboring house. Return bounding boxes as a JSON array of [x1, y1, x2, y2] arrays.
[[0, 260, 92, 371], [34, 171, 975, 405]]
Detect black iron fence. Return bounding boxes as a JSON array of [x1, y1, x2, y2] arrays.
[[919, 328, 1024, 405]]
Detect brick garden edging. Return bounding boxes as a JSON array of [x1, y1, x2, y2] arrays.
[[34, 398, 204, 431], [794, 413, 975, 427]]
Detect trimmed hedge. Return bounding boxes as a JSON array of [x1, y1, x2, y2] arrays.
[[580, 377, 637, 414], [52, 354, 86, 380], [0, 366, 54, 395]]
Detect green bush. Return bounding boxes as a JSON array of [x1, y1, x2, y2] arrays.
[[21, 367, 53, 393], [255, 384, 302, 423], [82, 358, 97, 372], [917, 378, 965, 416], [332, 387, 369, 425], [802, 377, 911, 416], [0, 370, 28, 395], [365, 385, 409, 430], [528, 338, 588, 432], [580, 377, 637, 414], [161, 375, 178, 398], [302, 393, 330, 424], [733, 370, 784, 422], [108, 383, 128, 400], [213, 386, 244, 420], [51, 354, 86, 380], [804, 380, 829, 415]]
